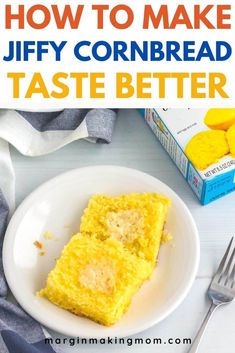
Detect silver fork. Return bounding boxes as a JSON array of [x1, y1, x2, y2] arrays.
[[188, 237, 235, 353]]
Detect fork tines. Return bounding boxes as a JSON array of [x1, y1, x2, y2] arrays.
[[213, 237, 235, 289]]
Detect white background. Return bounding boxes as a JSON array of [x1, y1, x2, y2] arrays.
[[0, 0, 235, 108], [11, 110, 235, 353]]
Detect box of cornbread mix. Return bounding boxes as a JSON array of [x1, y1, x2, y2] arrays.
[[141, 108, 235, 205]]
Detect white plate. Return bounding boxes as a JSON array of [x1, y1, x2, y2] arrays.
[[3, 166, 200, 338]]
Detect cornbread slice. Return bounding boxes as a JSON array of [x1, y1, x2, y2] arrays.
[[185, 130, 229, 170], [227, 124, 235, 156], [80, 193, 171, 266], [204, 109, 235, 130], [38, 234, 152, 326]]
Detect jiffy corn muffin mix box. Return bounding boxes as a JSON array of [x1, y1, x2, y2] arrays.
[[141, 109, 235, 205]]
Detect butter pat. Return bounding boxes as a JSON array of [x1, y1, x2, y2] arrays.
[[106, 209, 144, 242], [79, 258, 116, 294]]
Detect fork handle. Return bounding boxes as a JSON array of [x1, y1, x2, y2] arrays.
[[188, 303, 218, 353]]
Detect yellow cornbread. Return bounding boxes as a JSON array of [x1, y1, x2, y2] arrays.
[[227, 124, 235, 156], [80, 193, 171, 266], [185, 130, 229, 170], [38, 234, 152, 326], [204, 109, 235, 130]]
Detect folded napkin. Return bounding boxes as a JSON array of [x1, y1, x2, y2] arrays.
[[0, 109, 117, 353]]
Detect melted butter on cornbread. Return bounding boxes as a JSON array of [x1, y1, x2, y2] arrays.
[[79, 258, 116, 293], [106, 209, 144, 242]]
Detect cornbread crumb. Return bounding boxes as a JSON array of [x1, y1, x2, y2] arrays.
[[43, 231, 53, 240], [106, 209, 144, 242], [161, 230, 173, 244], [40, 251, 46, 256], [34, 240, 43, 250]]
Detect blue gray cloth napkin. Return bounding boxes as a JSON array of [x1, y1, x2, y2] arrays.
[[0, 109, 117, 353]]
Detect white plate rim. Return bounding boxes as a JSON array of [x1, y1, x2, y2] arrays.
[[3, 165, 200, 338]]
